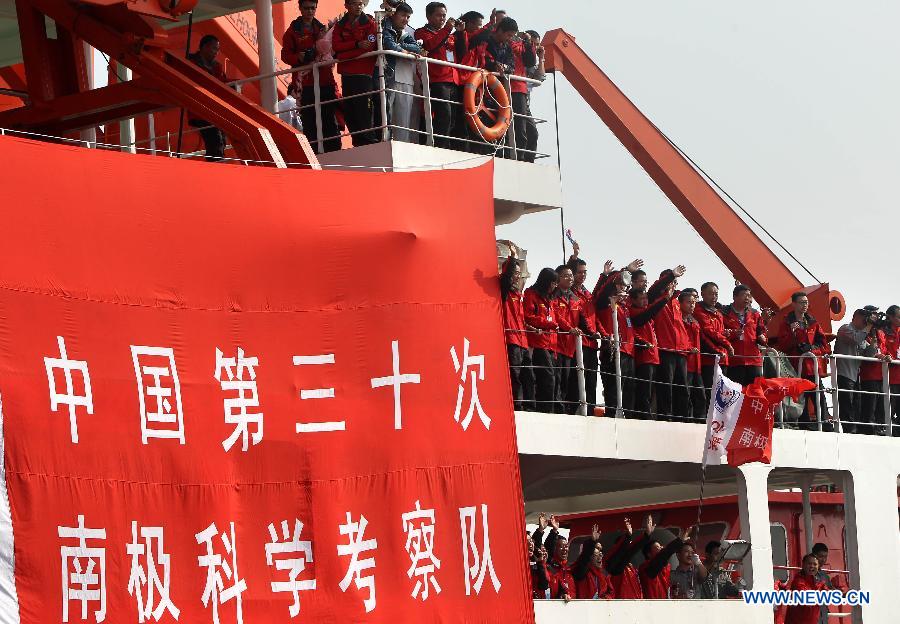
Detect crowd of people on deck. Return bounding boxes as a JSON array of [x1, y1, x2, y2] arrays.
[[499, 244, 900, 434], [526, 512, 849, 622], [188, 1, 545, 161]]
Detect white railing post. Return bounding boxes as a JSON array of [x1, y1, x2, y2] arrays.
[[313, 63, 324, 154], [882, 361, 891, 436], [375, 13, 389, 143], [574, 333, 587, 416], [419, 57, 435, 147], [147, 113, 157, 156], [829, 355, 843, 434], [611, 299, 623, 419]]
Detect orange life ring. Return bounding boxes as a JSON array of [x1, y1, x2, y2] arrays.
[[462, 71, 512, 143]]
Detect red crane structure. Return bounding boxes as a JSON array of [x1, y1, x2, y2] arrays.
[[541, 29, 844, 331]]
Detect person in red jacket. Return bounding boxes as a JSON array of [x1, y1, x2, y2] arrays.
[[886, 305, 900, 433], [604, 517, 644, 599], [572, 524, 614, 599], [524, 268, 560, 412], [553, 265, 585, 414], [638, 517, 689, 599], [630, 287, 662, 420], [721, 284, 772, 386], [332, 0, 378, 146], [858, 320, 891, 435], [568, 255, 611, 413], [595, 263, 678, 418], [500, 251, 534, 411], [778, 292, 832, 430], [678, 289, 707, 420], [415, 3, 467, 149], [654, 273, 690, 420], [281, 0, 342, 153], [526, 529, 550, 599], [785, 554, 828, 624], [187, 35, 230, 161], [544, 516, 574, 600], [694, 282, 734, 400]]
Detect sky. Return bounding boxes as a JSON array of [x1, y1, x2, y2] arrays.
[[402, 0, 898, 318]]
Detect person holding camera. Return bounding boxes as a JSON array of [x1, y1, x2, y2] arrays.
[[834, 308, 882, 433], [778, 292, 832, 430], [858, 306, 894, 434]]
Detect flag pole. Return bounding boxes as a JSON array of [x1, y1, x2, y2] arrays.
[[695, 355, 721, 542]]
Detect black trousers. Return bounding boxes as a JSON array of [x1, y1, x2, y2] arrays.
[[685, 371, 707, 420], [836, 375, 859, 434], [506, 344, 534, 411], [301, 85, 341, 153], [430, 82, 460, 150], [532, 348, 556, 412], [582, 346, 599, 412], [509, 92, 529, 161], [556, 354, 574, 414], [600, 352, 635, 417], [892, 384, 900, 436], [798, 375, 833, 432], [657, 351, 688, 420], [190, 120, 225, 161], [523, 92, 539, 162], [859, 379, 887, 434], [634, 363, 656, 420], [728, 365, 763, 387], [341, 74, 376, 146]]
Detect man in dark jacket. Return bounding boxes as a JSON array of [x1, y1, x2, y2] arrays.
[[187, 35, 229, 161]]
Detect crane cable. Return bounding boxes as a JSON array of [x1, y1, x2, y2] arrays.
[[656, 127, 823, 285], [552, 72, 567, 264]]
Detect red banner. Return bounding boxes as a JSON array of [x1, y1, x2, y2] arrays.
[[0, 136, 533, 623]]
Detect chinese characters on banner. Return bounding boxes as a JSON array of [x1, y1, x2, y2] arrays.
[[0, 135, 533, 623]]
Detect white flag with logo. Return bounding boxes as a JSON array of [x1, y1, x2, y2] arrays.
[[702, 364, 744, 467]]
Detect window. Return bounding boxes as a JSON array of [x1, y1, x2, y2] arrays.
[[771, 523, 789, 583]]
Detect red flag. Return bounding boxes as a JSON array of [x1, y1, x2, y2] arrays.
[[725, 377, 815, 466]]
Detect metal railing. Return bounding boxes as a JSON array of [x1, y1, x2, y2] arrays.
[[506, 312, 899, 436]]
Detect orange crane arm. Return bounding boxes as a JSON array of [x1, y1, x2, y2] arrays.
[[542, 29, 843, 327]]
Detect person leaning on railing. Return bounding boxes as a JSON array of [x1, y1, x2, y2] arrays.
[[281, 0, 342, 152], [379, 3, 424, 143], [679, 289, 708, 420], [552, 265, 585, 414], [415, 3, 468, 149], [721, 284, 772, 387], [833, 307, 881, 434], [332, 0, 379, 146], [778, 292, 832, 431], [500, 250, 535, 411], [694, 282, 733, 397]]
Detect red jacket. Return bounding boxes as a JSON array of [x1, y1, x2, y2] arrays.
[[886, 326, 900, 384], [631, 308, 660, 366], [414, 23, 464, 84], [784, 573, 827, 624], [655, 295, 690, 353], [683, 314, 702, 373], [509, 39, 533, 94], [604, 534, 644, 599], [639, 560, 670, 599], [611, 564, 643, 599], [859, 329, 888, 383], [695, 303, 731, 367], [502, 290, 527, 349], [573, 285, 604, 348], [575, 566, 614, 600], [332, 13, 378, 75], [524, 288, 558, 351], [281, 18, 337, 88], [721, 305, 767, 369], [553, 291, 583, 358], [594, 271, 673, 358], [778, 312, 830, 378], [546, 559, 575, 599]]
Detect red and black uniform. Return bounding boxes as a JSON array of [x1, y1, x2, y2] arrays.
[[778, 311, 831, 429], [630, 302, 660, 420], [574, 283, 605, 412], [543, 528, 574, 599], [500, 257, 533, 411], [859, 328, 889, 433], [887, 325, 900, 432], [639, 538, 683, 599], [784, 573, 827, 624], [654, 288, 691, 420], [682, 312, 707, 419], [553, 290, 583, 414], [332, 13, 378, 146], [529, 559, 550, 599], [186, 51, 229, 161], [694, 302, 731, 401], [722, 305, 767, 386], [415, 22, 468, 150], [281, 17, 341, 153], [604, 534, 644, 599], [524, 287, 558, 412], [594, 271, 674, 418], [572, 537, 614, 599]]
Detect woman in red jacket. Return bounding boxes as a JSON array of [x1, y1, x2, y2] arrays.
[[785, 554, 828, 624], [500, 252, 534, 411], [524, 268, 560, 412]]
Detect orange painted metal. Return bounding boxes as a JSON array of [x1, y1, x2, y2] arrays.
[[542, 29, 843, 329]]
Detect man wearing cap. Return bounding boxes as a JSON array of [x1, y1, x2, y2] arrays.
[[833, 308, 881, 433]]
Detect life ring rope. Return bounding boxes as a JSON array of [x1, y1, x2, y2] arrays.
[[462, 70, 513, 151]]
